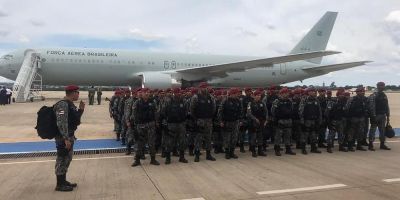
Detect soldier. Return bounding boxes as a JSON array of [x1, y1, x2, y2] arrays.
[[97, 87, 103, 105], [299, 87, 322, 154], [190, 82, 217, 162], [271, 88, 296, 156], [345, 87, 368, 151], [247, 90, 268, 157], [112, 89, 122, 141], [131, 88, 160, 167], [88, 86, 96, 105], [368, 82, 391, 150], [317, 89, 328, 148], [186, 88, 198, 156], [213, 90, 225, 154], [263, 86, 279, 150], [118, 88, 131, 145], [291, 88, 303, 149], [161, 88, 189, 164], [238, 87, 253, 153], [123, 89, 136, 154], [53, 85, 85, 191], [326, 89, 348, 153], [218, 88, 243, 159]]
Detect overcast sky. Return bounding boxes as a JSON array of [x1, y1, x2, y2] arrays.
[[0, 0, 399, 86]]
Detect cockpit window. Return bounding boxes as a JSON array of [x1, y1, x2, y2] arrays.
[[0, 55, 13, 60]]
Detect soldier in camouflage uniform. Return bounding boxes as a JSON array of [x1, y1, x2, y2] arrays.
[[54, 85, 84, 191], [112, 89, 122, 141], [271, 88, 296, 156], [368, 82, 391, 150], [345, 87, 368, 151], [109, 89, 119, 132], [291, 88, 303, 149], [190, 82, 217, 162], [131, 88, 160, 167], [299, 87, 322, 154], [263, 86, 279, 150], [161, 88, 189, 164], [213, 90, 225, 154], [88, 86, 96, 105], [186, 88, 198, 156], [123, 89, 137, 155], [317, 89, 328, 148], [238, 88, 253, 153], [118, 88, 131, 145], [218, 88, 243, 159], [96, 87, 102, 105], [326, 89, 348, 153], [247, 90, 268, 157]]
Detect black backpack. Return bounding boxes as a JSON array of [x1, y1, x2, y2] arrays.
[[35, 101, 63, 139], [385, 122, 395, 138]]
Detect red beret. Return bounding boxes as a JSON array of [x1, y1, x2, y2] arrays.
[[245, 87, 252, 92], [191, 88, 198, 94], [253, 90, 262, 96], [377, 82, 385, 86], [141, 88, 150, 93], [209, 88, 215, 94], [172, 88, 181, 94], [65, 85, 79, 91], [279, 88, 290, 94], [198, 82, 208, 88], [293, 88, 302, 95]]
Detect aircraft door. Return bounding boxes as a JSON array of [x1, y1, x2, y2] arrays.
[[164, 61, 169, 70], [280, 63, 287, 75]]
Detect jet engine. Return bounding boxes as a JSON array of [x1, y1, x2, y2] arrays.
[[140, 72, 181, 89]]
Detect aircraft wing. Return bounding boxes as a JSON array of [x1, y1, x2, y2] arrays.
[[171, 50, 340, 79], [302, 61, 372, 73]]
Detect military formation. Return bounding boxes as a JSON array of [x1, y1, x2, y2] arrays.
[[108, 82, 392, 167]]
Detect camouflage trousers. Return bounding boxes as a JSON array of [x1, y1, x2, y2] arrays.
[[301, 120, 319, 144], [164, 122, 187, 152], [248, 119, 265, 146], [327, 119, 346, 145], [55, 136, 74, 176], [136, 122, 157, 156], [97, 96, 102, 105], [120, 116, 128, 140], [369, 114, 387, 143], [126, 124, 136, 145], [194, 118, 213, 151], [222, 121, 239, 149], [347, 117, 366, 144], [114, 118, 121, 133], [89, 96, 94, 105], [275, 119, 293, 146]]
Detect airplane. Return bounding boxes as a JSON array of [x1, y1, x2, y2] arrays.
[[0, 11, 370, 91]]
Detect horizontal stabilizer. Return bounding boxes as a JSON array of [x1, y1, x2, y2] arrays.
[[302, 61, 372, 73]]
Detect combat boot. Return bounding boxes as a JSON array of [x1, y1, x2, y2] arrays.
[[356, 143, 367, 151], [225, 148, 231, 159], [189, 145, 194, 156], [206, 150, 216, 161], [274, 145, 281, 156], [165, 152, 171, 165], [150, 155, 160, 165], [230, 148, 238, 159], [285, 145, 296, 155], [55, 175, 73, 192], [310, 143, 321, 153], [63, 174, 77, 188], [194, 150, 200, 162], [131, 155, 141, 167], [380, 143, 391, 150], [301, 143, 308, 155], [179, 150, 188, 163], [368, 142, 375, 151], [258, 145, 267, 156], [327, 144, 333, 153], [339, 144, 348, 152], [239, 143, 245, 153], [250, 146, 257, 157]]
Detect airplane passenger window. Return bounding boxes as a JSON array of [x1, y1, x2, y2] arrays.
[[152, 62, 155, 65]]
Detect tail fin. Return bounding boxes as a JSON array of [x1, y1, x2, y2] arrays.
[[289, 11, 338, 64]]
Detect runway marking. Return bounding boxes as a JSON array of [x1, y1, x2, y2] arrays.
[[383, 178, 400, 183], [0, 155, 131, 165], [256, 184, 347, 195], [182, 198, 205, 200]]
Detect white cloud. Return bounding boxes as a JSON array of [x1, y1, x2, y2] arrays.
[[128, 28, 166, 41], [385, 10, 400, 23]]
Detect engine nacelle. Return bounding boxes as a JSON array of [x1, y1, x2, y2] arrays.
[[140, 72, 181, 89]]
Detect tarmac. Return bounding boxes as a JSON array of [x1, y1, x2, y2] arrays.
[[0, 91, 399, 200]]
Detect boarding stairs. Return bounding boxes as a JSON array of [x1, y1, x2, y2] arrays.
[[12, 50, 44, 102]]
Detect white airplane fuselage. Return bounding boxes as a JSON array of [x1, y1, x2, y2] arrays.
[[0, 48, 322, 88]]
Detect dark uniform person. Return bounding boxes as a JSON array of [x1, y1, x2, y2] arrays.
[[190, 82, 217, 162], [118, 88, 131, 145], [88, 86, 96, 105], [291, 88, 303, 149], [213, 90, 225, 154], [345, 87, 368, 151], [246, 90, 268, 157], [368, 82, 391, 150], [131, 88, 160, 167], [111, 89, 122, 140], [53, 85, 84, 191], [317, 89, 328, 148], [161, 88, 189, 164], [97, 87, 103, 105], [239, 88, 253, 153], [271, 88, 296, 156], [299, 87, 322, 154], [218, 88, 243, 159], [326, 89, 348, 153]]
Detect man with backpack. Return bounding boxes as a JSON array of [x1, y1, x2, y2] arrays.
[[53, 85, 85, 191]]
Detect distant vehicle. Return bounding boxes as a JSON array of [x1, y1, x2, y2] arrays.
[[0, 12, 370, 89]]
